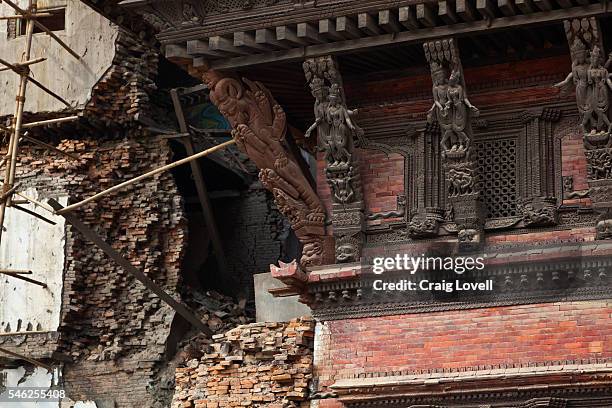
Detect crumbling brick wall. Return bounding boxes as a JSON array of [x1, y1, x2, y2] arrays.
[[172, 317, 315, 408], [84, 27, 159, 125], [11, 133, 187, 407]]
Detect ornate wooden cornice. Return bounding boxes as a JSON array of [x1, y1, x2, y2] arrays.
[[329, 363, 612, 407], [269, 240, 612, 319]]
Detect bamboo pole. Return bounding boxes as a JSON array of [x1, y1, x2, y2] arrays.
[[22, 115, 79, 128], [0, 269, 32, 274], [0, 57, 45, 72], [0, 331, 46, 336], [55, 139, 236, 214], [14, 191, 55, 213], [0, 12, 53, 20], [0, 58, 71, 107], [0, 0, 36, 247]]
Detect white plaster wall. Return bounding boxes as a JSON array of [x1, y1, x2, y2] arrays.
[[0, 188, 67, 333], [0, 366, 59, 407], [0, 0, 119, 115]]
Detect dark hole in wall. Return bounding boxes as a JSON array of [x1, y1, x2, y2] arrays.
[[19, 8, 65, 36]]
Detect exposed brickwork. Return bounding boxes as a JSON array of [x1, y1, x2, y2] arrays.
[[313, 301, 611, 390], [7, 134, 187, 407], [215, 184, 285, 297], [84, 28, 158, 125], [172, 318, 314, 408]]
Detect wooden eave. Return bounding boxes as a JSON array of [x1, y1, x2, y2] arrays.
[[119, 0, 607, 72]]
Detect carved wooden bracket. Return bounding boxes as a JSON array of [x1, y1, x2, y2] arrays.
[[203, 70, 330, 268], [423, 38, 483, 249], [303, 55, 365, 263], [558, 17, 612, 238]]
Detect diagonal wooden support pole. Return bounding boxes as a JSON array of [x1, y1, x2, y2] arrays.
[[0, 270, 46, 287], [170, 88, 229, 277], [20, 134, 80, 160], [0, 347, 53, 371], [0, 58, 71, 107], [47, 199, 212, 336]]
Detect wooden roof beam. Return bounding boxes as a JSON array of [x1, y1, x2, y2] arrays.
[[209, 36, 249, 56], [533, 0, 554, 11], [457, 0, 479, 21], [234, 31, 273, 51], [417, 3, 438, 27], [497, 0, 518, 16], [439, 1, 460, 24], [319, 18, 345, 41], [205, 3, 605, 71], [399, 6, 420, 29], [477, 0, 497, 19], [378, 9, 403, 33], [358, 12, 383, 35], [186, 39, 226, 58], [297, 22, 324, 44], [516, 0, 536, 14], [336, 16, 361, 39], [255, 28, 290, 49]]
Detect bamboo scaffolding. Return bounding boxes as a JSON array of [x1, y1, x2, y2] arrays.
[[0, 57, 45, 72], [0, 58, 71, 107], [55, 139, 236, 214], [15, 191, 55, 213], [1, 0, 80, 60], [0, 12, 53, 20], [0, 0, 36, 246], [0, 269, 32, 274], [22, 115, 79, 128]]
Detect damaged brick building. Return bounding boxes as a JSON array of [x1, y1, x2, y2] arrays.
[[0, 0, 611, 407]]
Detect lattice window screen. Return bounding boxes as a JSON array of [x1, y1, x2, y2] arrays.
[[475, 138, 518, 219]]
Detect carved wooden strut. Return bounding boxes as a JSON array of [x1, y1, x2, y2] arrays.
[[203, 70, 328, 267], [423, 38, 484, 249], [557, 17, 612, 239], [303, 55, 365, 263]]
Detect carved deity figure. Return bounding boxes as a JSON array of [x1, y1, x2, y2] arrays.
[[325, 84, 356, 167], [555, 40, 590, 124], [304, 77, 332, 161], [447, 163, 475, 196], [556, 41, 612, 136], [328, 166, 355, 204], [586, 46, 612, 135], [441, 69, 479, 154], [427, 62, 450, 126], [305, 81, 355, 167]]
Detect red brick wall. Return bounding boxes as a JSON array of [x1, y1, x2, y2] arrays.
[[313, 300, 612, 407]]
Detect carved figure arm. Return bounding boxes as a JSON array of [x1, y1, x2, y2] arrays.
[[554, 72, 574, 90], [464, 96, 479, 115], [606, 52, 612, 70], [343, 107, 356, 131], [305, 117, 322, 138]]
